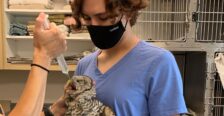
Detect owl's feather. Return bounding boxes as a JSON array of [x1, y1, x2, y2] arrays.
[[65, 76, 115, 116]]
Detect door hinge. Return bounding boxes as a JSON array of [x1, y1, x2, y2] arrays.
[[192, 12, 198, 22]]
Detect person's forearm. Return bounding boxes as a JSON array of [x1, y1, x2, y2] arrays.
[[33, 51, 51, 115], [9, 51, 51, 116], [33, 82, 47, 115]]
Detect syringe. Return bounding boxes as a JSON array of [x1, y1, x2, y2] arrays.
[[43, 14, 71, 79], [56, 55, 70, 79]]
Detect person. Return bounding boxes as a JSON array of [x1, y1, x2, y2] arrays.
[[1, 0, 188, 115], [0, 12, 67, 116], [68, 0, 188, 116]]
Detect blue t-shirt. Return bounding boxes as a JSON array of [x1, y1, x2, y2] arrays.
[[75, 40, 187, 116]]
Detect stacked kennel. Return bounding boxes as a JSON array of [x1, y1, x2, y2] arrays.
[[132, 0, 224, 116], [133, 0, 189, 41], [196, 0, 224, 42]]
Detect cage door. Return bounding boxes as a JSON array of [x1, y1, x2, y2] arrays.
[[196, 0, 224, 42], [133, 0, 190, 42]]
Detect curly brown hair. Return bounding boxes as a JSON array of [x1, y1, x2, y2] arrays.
[[70, 0, 149, 30]]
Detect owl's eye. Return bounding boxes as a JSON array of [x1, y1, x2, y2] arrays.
[[79, 80, 85, 85]]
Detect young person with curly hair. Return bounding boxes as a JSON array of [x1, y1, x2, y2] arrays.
[[69, 0, 188, 115], [0, 0, 188, 115]]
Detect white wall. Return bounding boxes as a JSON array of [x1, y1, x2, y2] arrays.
[[0, 70, 74, 103]]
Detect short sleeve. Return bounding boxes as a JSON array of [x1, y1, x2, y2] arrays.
[[74, 52, 96, 76], [75, 61, 82, 75], [148, 51, 187, 116]]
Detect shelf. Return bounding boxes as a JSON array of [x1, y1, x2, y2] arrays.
[[5, 9, 72, 15], [6, 34, 91, 41], [4, 62, 76, 71], [66, 36, 91, 41], [68, 33, 91, 40], [2, 0, 93, 71], [6, 35, 33, 40]]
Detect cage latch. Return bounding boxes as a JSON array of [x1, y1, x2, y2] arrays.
[[192, 12, 198, 22]]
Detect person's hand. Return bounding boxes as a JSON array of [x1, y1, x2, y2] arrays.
[[48, 80, 75, 116], [33, 12, 67, 67], [33, 12, 67, 60], [49, 96, 67, 116], [47, 80, 75, 116]]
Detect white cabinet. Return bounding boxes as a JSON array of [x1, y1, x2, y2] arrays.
[[2, 0, 94, 70]]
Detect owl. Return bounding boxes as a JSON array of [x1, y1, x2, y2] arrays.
[[65, 76, 115, 116]]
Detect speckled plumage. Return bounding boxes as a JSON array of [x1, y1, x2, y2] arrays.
[[65, 76, 115, 116]]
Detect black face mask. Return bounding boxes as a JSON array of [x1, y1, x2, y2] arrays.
[[87, 18, 128, 49]]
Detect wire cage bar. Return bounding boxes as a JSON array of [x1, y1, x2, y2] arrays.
[[212, 74, 224, 116], [212, 52, 224, 116], [196, 0, 224, 42], [133, 0, 189, 41]]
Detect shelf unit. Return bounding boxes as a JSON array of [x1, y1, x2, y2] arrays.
[[6, 33, 91, 41], [4, 63, 77, 71], [5, 9, 72, 15], [2, 0, 94, 70]]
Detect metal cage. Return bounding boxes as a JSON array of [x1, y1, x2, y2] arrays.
[[213, 74, 224, 116], [212, 52, 224, 116], [196, 0, 224, 42], [133, 0, 190, 41]]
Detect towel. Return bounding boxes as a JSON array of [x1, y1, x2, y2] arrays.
[[8, 0, 54, 9], [215, 53, 224, 89], [9, 23, 28, 36], [9, 4, 46, 9], [57, 24, 69, 36], [9, 0, 49, 5], [63, 5, 71, 10]]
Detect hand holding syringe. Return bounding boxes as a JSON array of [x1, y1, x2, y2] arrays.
[[43, 14, 71, 80]]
